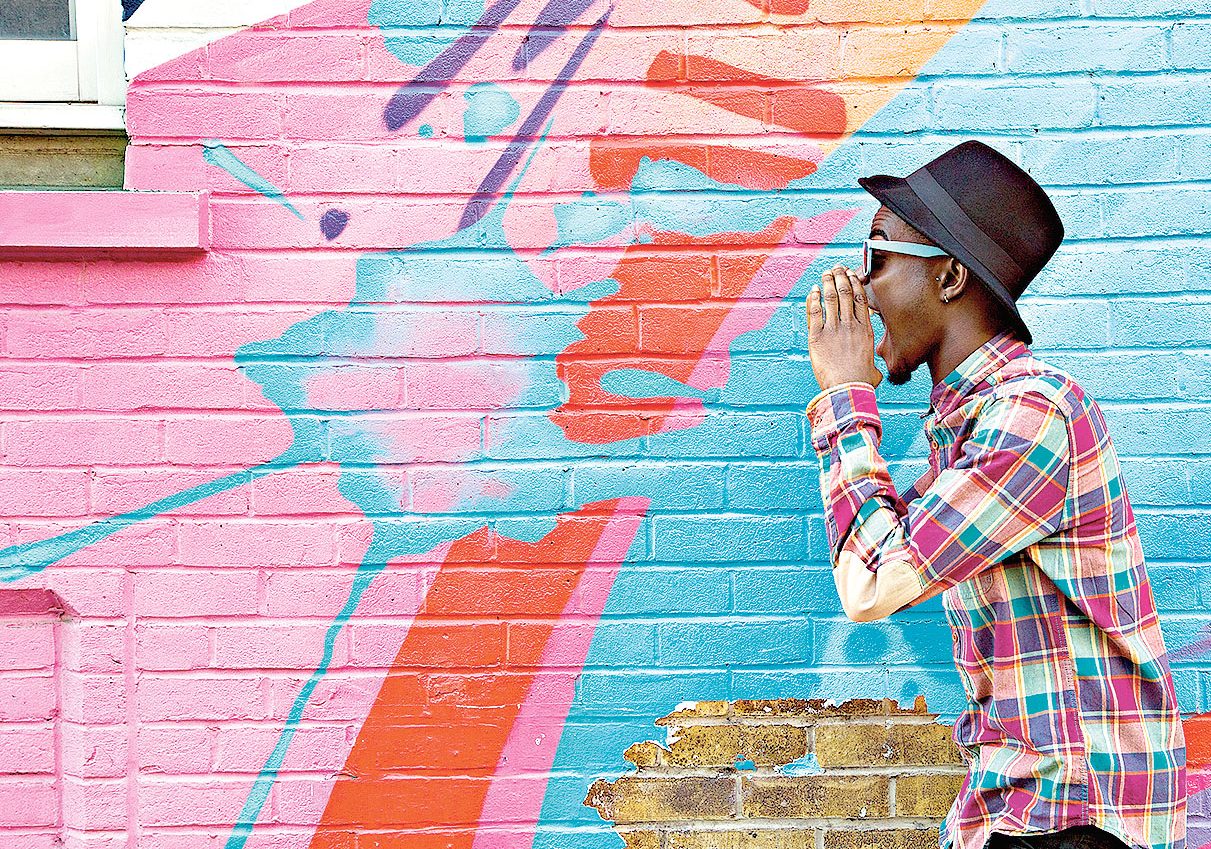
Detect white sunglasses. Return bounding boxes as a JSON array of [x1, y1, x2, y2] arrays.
[[861, 238, 950, 278]]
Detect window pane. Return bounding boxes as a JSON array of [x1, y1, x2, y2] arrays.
[[0, 0, 74, 41]]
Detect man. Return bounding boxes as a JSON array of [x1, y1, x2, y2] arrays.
[[803, 140, 1187, 849]]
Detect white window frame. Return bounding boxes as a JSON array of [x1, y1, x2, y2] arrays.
[[0, 0, 126, 130]]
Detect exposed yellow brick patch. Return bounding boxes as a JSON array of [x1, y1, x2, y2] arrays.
[[584, 696, 966, 849]]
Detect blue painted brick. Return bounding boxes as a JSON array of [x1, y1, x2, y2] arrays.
[[605, 567, 731, 615], [1019, 135, 1180, 186], [658, 619, 813, 666], [1017, 299, 1111, 349], [651, 515, 806, 562], [1110, 301, 1211, 346], [726, 463, 822, 511], [644, 412, 800, 458], [1099, 76, 1211, 127], [732, 567, 838, 613], [1104, 188, 1211, 238], [1005, 25, 1169, 74], [1031, 246, 1189, 297], [814, 617, 955, 665], [573, 462, 727, 510], [930, 81, 1097, 131], [1106, 408, 1211, 455], [918, 25, 1005, 77], [1173, 22, 1211, 70], [856, 84, 932, 135], [1135, 512, 1211, 560]]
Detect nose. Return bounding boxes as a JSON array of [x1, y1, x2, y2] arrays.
[[862, 279, 881, 315]]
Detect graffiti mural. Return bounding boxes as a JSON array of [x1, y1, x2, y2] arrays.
[[1, 0, 1210, 846]]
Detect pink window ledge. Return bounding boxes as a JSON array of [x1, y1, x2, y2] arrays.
[[0, 190, 208, 259]]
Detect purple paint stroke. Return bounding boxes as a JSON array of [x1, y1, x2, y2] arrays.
[[457, 10, 610, 230], [511, 0, 598, 71], [320, 209, 351, 240], [383, 0, 528, 131]]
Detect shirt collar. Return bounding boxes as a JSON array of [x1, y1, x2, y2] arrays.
[[928, 330, 1030, 418]]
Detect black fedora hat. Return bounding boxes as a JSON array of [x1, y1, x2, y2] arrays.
[[857, 140, 1064, 346]]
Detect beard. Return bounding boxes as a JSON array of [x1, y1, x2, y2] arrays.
[[887, 361, 916, 386]]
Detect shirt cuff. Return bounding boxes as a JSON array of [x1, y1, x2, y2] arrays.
[[806, 381, 881, 455]]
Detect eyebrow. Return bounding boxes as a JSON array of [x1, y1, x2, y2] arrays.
[[869, 227, 889, 239]]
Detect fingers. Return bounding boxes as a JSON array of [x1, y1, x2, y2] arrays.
[[821, 266, 861, 326], [821, 267, 840, 329], [807, 284, 823, 340], [850, 269, 871, 326]]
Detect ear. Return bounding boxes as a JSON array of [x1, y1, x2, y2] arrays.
[[939, 258, 969, 303]]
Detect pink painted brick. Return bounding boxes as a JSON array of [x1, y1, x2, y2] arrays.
[[0, 469, 88, 518], [268, 672, 380, 722], [4, 307, 168, 358], [286, 0, 372, 27], [31, 569, 126, 618], [176, 519, 337, 567], [211, 623, 348, 670], [249, 466, 355, 516], [125, 143, 290, 195], [280, 89, 454, 140], [81, 363, 248, 412], [0, 364, 80, 410], [134, 624, 211, 671], [133, 570, 260, 617], [164, 307, 327, 358], [0, 619, 56, 670], [0, 832, 63, 848], [62, 777, 127, 830], [0, 259, 83, 305], [268, 775, 331, 825], [2, 419, 162, 466], [264, 567, 420, 617], [236, 255, 359, 304], [0, 723, 55, 773], [304, 363, 403, 412], [125, 89, 283, 140], [61, 722, 127, 778], [207, 34, 366, 82], [15, 520, 176, 568], [80, 255, 244, 305], [136, 834, 224, 849], [137, 674, 270, 722], [364, 31, 528, 84], [162, 415, 292, 465], [61, 622, 124, 674], [403, 360, 534, 410], [60, 672, 125, 725], [0, 674, 57, 721], [212, 724, 347, 772], [136, 778, 252, 826], [137, 725, 212, 775], [92, 469, 249, 516], [61, 833, 129, 849], [0, 778, 59, 826], [328, 415, 482, 462]]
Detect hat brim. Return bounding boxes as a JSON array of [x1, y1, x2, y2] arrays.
[[857, 173, 1033, 346]]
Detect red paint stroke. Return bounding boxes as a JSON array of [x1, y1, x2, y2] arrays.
[[589, 142, 818, 192], [309, 498, 642, 849], [549, 216, 797, 444], [646, 50, 847, 137]]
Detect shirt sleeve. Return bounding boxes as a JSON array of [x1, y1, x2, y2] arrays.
[[805, 381, 1071, 623]]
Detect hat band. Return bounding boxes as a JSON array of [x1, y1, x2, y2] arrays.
[[906, 167, 1026, 292]]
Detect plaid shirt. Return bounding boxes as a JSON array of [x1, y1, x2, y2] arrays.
[[806, 331, 1186, 849]]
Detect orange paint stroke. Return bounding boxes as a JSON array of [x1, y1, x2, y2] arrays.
[[589, 142, 818, 192], [310, 498, 641, 848], [646, 50, 847, 137]]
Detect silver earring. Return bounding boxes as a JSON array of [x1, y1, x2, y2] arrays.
[[941, 292, 950, 303]]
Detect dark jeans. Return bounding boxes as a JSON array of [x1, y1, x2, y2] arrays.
[[984, 825, 1133, 849]]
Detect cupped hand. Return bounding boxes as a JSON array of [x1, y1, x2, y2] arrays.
[[806, 265, 884, 392]]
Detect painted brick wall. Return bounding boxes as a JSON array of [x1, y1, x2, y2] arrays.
[[1, 0, 1210, 847]]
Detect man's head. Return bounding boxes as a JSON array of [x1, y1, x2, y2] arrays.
[[864, 205, 1021, 385], [857, 140, 1066, 383]]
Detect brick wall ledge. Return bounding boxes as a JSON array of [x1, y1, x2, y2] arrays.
[[0, 190, 207, 259]]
